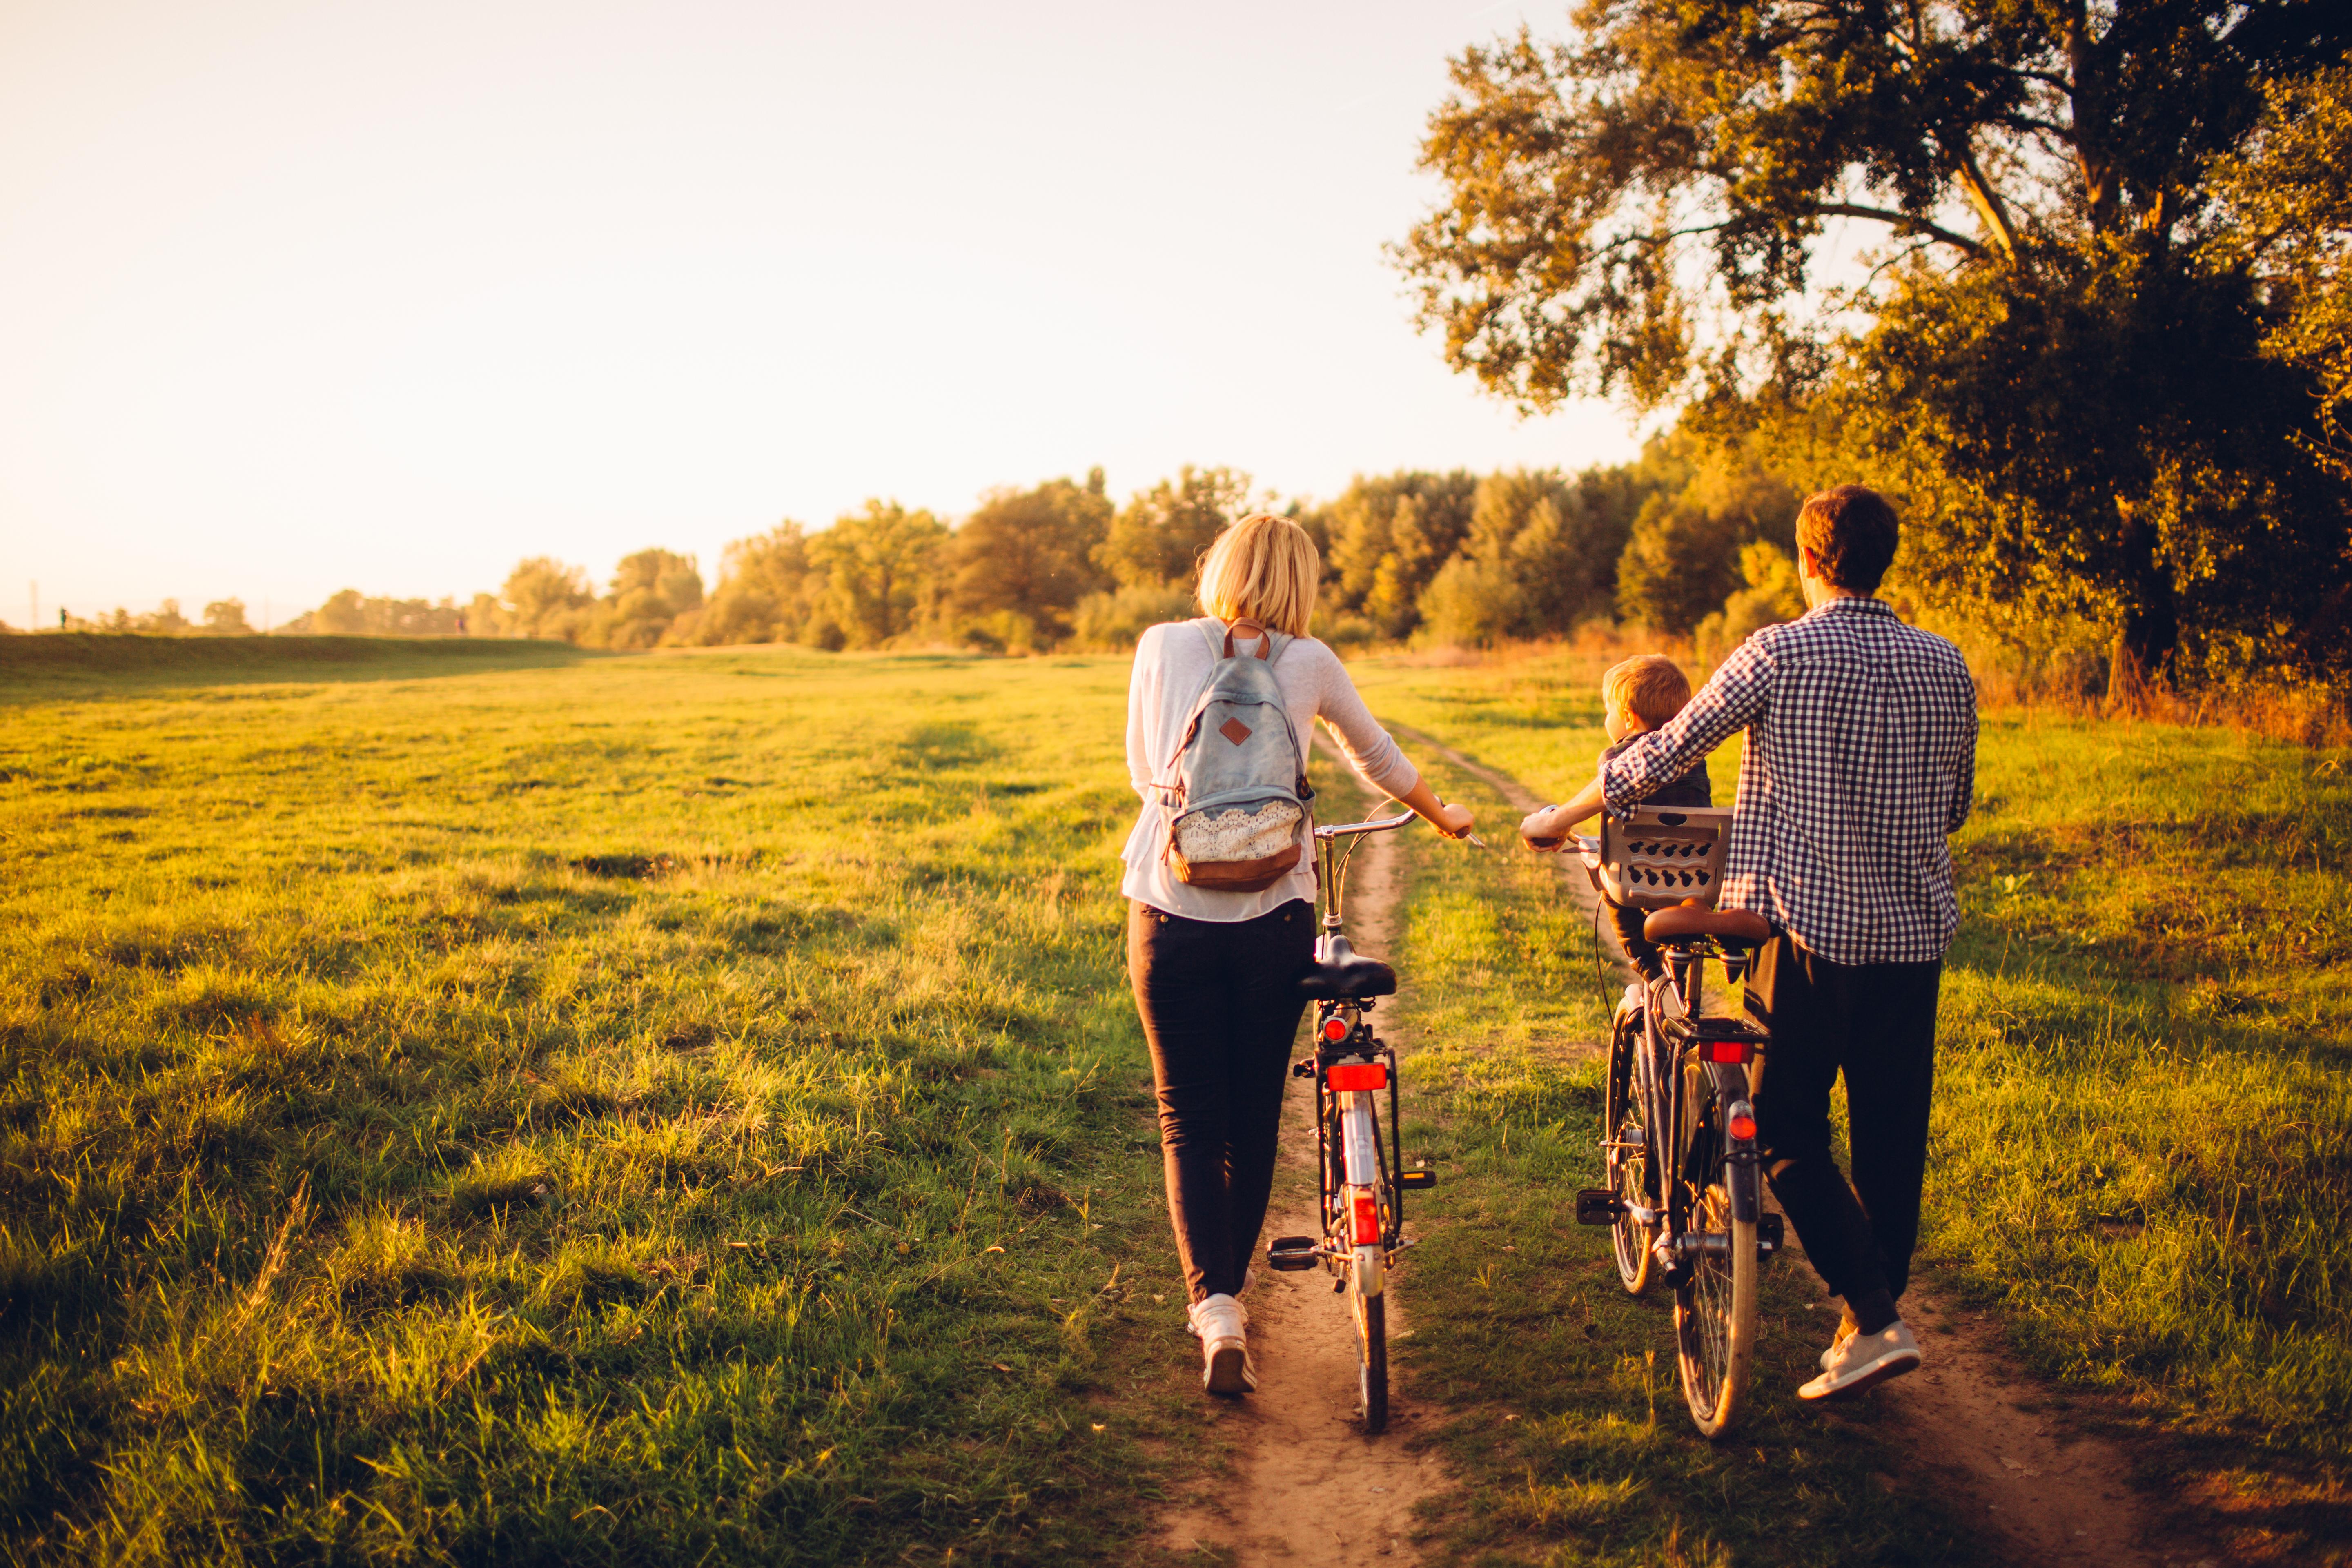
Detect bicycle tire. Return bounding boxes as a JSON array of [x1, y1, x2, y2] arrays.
[[1672, 1073, 1758, 1438], [1330, 1091, 1392, 1434], [1351, 1260, 1388, 1432], [1604, 1011, 1657, 1296]]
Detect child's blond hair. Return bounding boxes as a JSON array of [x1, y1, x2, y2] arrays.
[[1196, 512, 1320, 637], [1603, 655, 1693, 730]]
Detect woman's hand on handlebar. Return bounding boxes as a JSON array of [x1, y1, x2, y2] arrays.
[[1395, 778, 1475, 840], [1429, 799, 1475, 840]]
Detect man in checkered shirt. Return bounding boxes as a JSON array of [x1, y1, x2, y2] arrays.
[[1523, 484, 1978, 1401]]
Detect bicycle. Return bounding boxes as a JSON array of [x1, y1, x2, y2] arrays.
[[1558, 806, 1784, 1437], [1263, 808, 1443, 1433]]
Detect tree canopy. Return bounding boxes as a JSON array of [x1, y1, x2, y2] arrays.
[[1400, 0, 2352, 683], [950, 472, 1114, 648]]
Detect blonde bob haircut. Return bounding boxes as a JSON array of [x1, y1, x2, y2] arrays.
[[1196, 512, 1321, 637]]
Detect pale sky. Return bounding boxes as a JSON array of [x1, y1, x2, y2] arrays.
[[2, 0, 1643, 623]]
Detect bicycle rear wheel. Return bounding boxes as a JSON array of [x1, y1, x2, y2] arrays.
[[1604, 1011, 1657, 1296], [1673, 1076, 1758, 1437], [1329, 1093, 1391, 1433]]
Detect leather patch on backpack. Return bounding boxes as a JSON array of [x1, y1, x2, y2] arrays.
[[1218, 717, 1253, 746]]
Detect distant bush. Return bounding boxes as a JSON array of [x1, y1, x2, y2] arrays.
[[1069, 586, 1197, 653]]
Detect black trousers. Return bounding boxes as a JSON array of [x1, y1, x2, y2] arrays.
[[1127, 898, 1314, 1304], [1743, 936, 1942, 1305]]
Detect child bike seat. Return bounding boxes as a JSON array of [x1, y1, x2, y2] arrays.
[[1644, 900, 1772, 947], [1296, 933, 1398, 999]]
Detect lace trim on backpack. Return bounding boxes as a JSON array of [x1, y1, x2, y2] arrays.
[[1174, 799, 1303, 865]]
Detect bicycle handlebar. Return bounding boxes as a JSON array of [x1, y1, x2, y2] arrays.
[[1314, 809, 1417, 840]]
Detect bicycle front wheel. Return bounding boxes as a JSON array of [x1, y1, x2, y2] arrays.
[[1604, 1011, 1656, 1296], [1673, 1082, 1758, 1437]]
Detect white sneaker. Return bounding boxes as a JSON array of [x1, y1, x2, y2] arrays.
[[1183, 1276, 1254, 1335], [1188, 1293, 1255, 1395], [1818, 1311, 1860, 1370], [1799, 1321, 1921, 1400]]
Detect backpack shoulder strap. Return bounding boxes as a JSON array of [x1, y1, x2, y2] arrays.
[[1153, 620, 1229, 786]]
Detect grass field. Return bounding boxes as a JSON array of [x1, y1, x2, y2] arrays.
[[4, 634, 2348, 1565], [0, 638, 1192, 1565]]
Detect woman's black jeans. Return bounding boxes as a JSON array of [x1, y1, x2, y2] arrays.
[[1127, 897, 1314, 1305]]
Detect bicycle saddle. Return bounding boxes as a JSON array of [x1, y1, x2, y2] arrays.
[[1296, 933, 1397, 999], [1644, 900, 1773, 947]]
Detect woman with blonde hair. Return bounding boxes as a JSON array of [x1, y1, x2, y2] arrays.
[[1123, 512, 1473, 1395]]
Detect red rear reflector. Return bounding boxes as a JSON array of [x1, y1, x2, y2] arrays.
[[1351, 1189, 1379, 1243], [1728, 1113, 1758, 1141], [1321, 1016, 1350, 1042], [1325, 1063, 1388, 1091], [1704, 1040, 1753, 1065]]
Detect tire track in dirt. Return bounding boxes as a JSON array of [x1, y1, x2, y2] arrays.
[[1153, 776, 1457, 1564], [1395, 724, 2171, 1568]]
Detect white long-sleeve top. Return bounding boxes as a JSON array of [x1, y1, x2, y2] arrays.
[[1122, 619, 1420, 920]]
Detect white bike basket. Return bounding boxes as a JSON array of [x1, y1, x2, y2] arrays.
[[1598, 806, 1733, 912]]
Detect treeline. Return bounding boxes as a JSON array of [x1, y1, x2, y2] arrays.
[[399, 445, 1819, 659], [26, 436, 2018, 677], [51, 599, 261, 637]]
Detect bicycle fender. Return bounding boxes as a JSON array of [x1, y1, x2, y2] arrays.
[[1727, 1153, 1761, 1224], [1354, 1239, 1384, 1298]]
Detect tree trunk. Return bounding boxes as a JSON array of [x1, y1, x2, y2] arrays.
[[2108, 499, 2178, 710]]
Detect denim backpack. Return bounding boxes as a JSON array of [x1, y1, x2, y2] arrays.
[[1154, 618, 1316, 891]]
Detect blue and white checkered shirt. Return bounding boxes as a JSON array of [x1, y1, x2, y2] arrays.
[[1599, 597, 1978, 966]]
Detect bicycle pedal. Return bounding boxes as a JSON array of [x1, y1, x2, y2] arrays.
[[1398, 1169, 1438, 1191], [1758, 1213, 1784, 1258], [1265, 1236, 1320, 1272], [1574, 1188, 1624, 1226], [1290, 1059, 1317, 1079]]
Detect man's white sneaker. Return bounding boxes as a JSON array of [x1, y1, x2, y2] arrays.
[[1798, 1320, 1921, 1400], [1818, 1312, 1861, 1371], [1188, 1293, 1255, 1395]]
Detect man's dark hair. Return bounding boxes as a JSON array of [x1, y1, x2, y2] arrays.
[[1796, 485, 1901, 595]]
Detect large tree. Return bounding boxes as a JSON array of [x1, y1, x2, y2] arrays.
[[811, 501, 950, 649], [500, 558, 593, 639], [1098, 466, 1254, 589], [1314, 471, 1481, 639], [950, 472, 1114, 646], [1400, 0, 2352, 683], [681, 523, 822, 646]]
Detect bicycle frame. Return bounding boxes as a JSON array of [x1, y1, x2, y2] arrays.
[[1307, 809, 1419, 1267], [1266, 807, 1439, 1434], [1642, 949, 1770, 1268]]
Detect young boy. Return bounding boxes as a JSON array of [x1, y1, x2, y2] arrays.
[[1524, 654, 1711, 981]]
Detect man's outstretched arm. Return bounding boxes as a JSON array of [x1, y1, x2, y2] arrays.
[[1520, 643, 1773, 844]]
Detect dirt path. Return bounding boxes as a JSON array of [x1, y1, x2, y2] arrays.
[[1154, 788, 1457, 1564], [1394, 725, 2171, 1568]]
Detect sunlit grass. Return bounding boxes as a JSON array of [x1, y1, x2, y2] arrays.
[[0, 642, 1183, 1566]]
